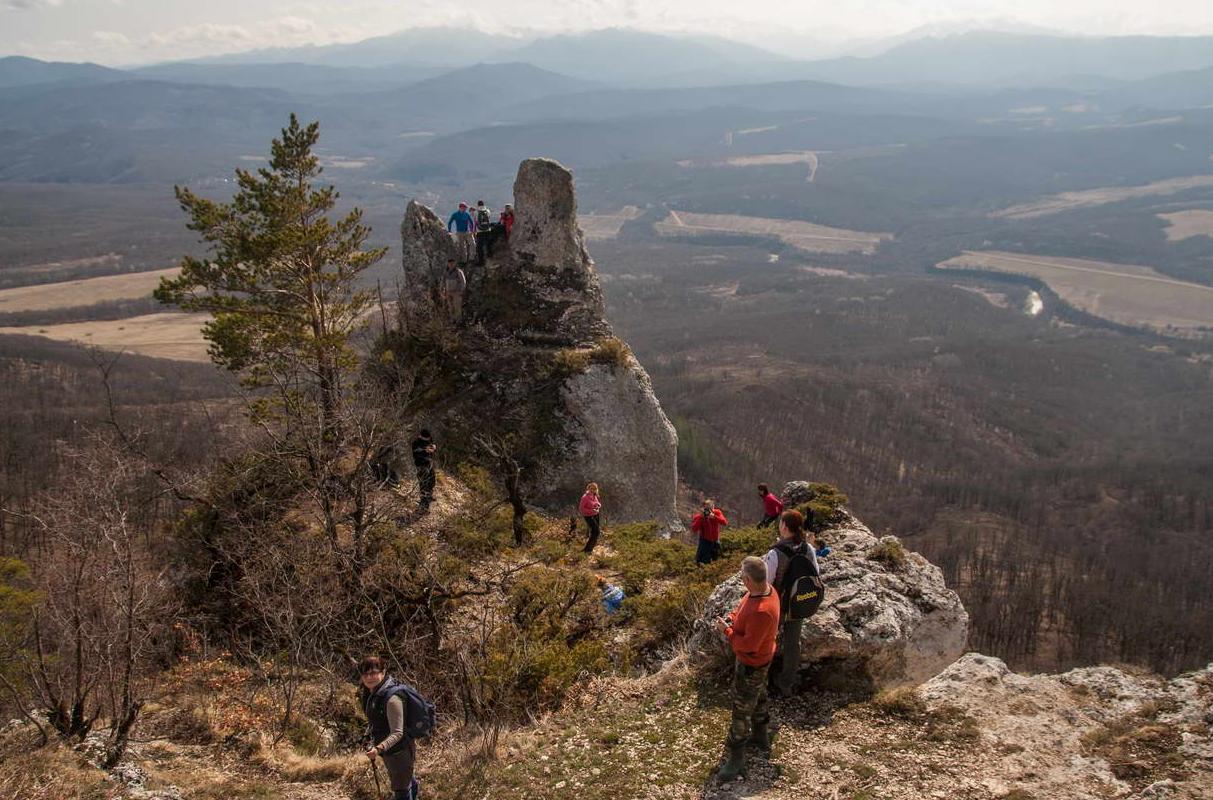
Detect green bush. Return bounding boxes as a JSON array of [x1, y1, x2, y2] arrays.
[[792, 482, 849, 532], [479, 565, 610, 715], [719, 526, 774, 559], [604, 523, 697, 595], [868, 537, 908, 570]]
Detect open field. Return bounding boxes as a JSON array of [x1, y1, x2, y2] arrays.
[[579, 206, 643, 240], [993, 174, 1213, 219], [678, 151, 819, 181], [938, 250, 1213, 334], [0, 312, 209, 361], [1158, 209, 1213, 241], [0, 267, 178, 313], [655, 210, 890, 254]]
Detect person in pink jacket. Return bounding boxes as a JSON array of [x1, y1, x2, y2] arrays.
[[579, 482, 603, 553]]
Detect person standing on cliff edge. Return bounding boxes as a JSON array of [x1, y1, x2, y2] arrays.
[[715, 555, 780, 782], [580, 482, 603, 553], [447, 202, 476, 266]]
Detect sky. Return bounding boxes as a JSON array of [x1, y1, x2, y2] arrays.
[[4, 0, 1213, 65]]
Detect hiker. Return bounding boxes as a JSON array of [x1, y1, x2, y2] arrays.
[[442, 258, 466, 322], [371, 441, 400, 488], [358, 656, 421, 800], [474, 200, 503, 265], [447, 202, 476, 265], [411, 430, 437, 511], [757, 484, 783, 528], [763, 509, 821, 697], [597, 575, 625, 615], [692, 499, 728, 565], [475, 200, 493, 230], [499, 204, 515, 240], [714, 556, 780, 781], [579, 482, 603, 553]]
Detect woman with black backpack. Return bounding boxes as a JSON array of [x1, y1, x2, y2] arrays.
[[762, 510, 821, 697], [359, 656, 422, 800]]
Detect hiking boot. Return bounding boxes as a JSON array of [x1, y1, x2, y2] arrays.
[[717, 744, 746, 782], [747, 722, 772, 755]]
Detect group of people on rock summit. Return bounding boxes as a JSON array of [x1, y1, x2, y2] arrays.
[[358, 475, 826, 795], [439, 200, 515, 323]]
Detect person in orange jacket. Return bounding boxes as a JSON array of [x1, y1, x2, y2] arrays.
[[714, 556, 780, 781], [692, 499, 728, 564]]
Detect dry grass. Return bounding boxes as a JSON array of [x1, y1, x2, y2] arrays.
[[579, 206, 643, 240], [0, 738, 111, 800], [871, 686, 927, 719], [655, 210, 891, 254], [0, 267, 178, 313], [1158, 209, 1213, 241], [938, 250, 1213, 334], [0, 311, 210, 361], [993, 175, 1213, 219], [253, 740, 349, 782]]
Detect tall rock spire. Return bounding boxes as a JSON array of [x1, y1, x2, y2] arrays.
[[397, 158, 678, 527]]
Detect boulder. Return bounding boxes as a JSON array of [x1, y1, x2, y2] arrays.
[[920, 653, 1213, 799], [396, 158, 678, 527], [693, 514, 968, 690]]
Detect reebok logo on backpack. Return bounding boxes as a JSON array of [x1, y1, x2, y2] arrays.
[[777, 543, 826, 621]]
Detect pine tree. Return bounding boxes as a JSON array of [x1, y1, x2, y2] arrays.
[[158, 115, 392, 561], [156, 114, 385, 432]]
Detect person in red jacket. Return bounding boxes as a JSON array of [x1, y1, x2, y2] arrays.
[[757, 483, 784, 528], [579, 482, 603, 553], [499, 204, 515, 240], [692, 499, 728, 564], [714, 556, 780, 781]]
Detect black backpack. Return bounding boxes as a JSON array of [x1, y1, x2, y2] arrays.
[[476, 207, 492, 228], [366, 679, 437, 743], [775, 542, 825, 621]]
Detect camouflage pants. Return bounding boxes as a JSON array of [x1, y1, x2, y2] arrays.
[[726, 658, 771, 748]]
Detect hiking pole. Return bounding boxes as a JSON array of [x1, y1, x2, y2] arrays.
[[368, 757, 386, 800]]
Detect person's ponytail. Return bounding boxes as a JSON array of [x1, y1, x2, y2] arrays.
[[780, 509, 806, 545]]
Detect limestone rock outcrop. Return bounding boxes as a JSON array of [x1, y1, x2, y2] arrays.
[[692, 509, 968, 690], [920, 653, 1213, 799], [396, 158, 678, 527]]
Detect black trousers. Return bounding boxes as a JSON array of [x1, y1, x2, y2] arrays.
[[583, 514, 601, 553], [381, 737, 417, 798], [416, 465, 435, 504], [758, 514, 779, 528]]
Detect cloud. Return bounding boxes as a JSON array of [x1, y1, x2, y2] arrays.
[[3, 0, 64, 10]]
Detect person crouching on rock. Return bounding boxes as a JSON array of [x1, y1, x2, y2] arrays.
[[580, 482, 602, 553], [358, 656, 420, 800], [715, 556, 780, 782], [757, 483, 783, 528]]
